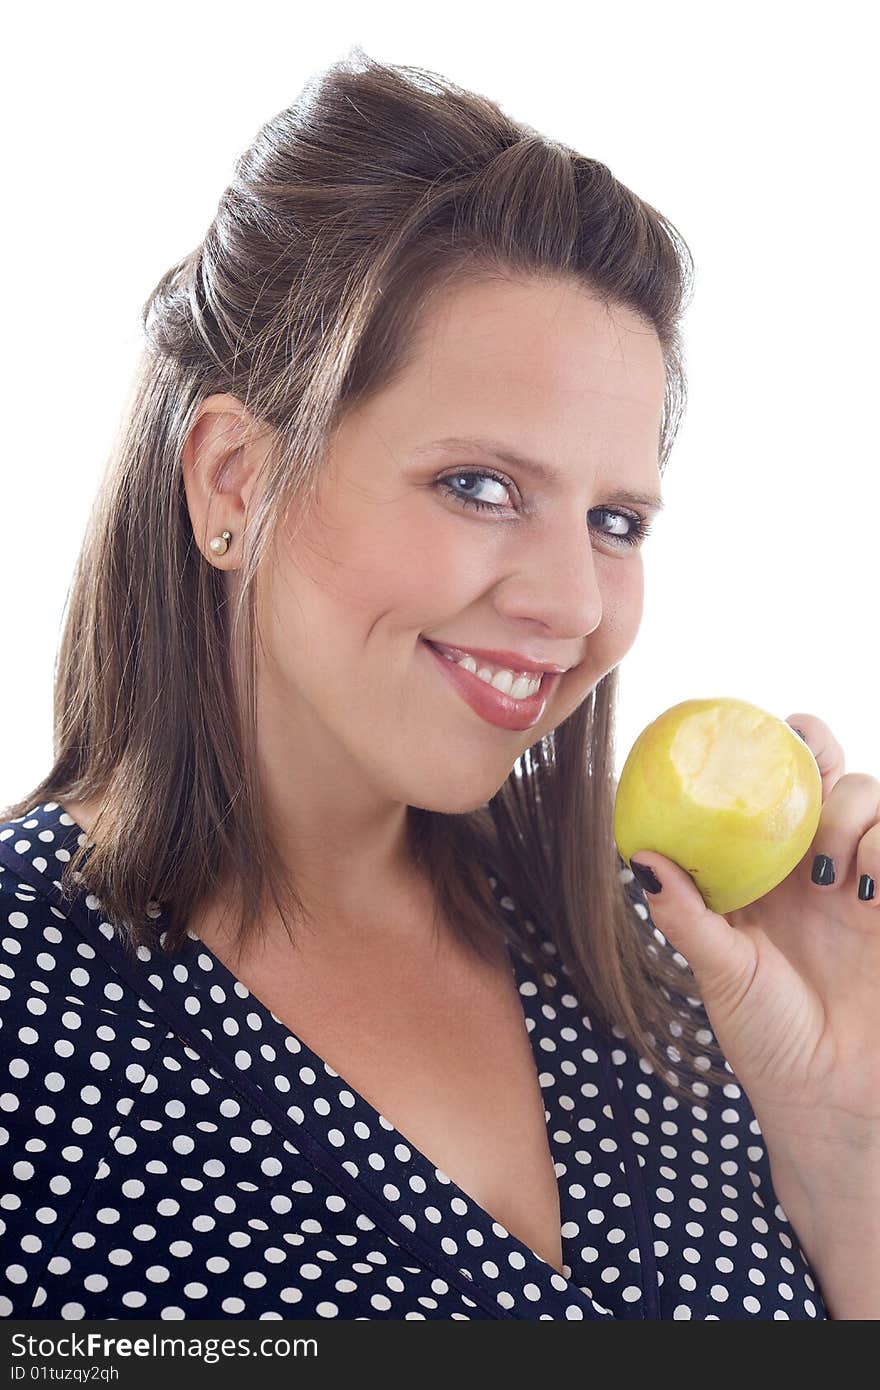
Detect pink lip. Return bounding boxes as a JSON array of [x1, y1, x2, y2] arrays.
[[421, 638, 561, 731]]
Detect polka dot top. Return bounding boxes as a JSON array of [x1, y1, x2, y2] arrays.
[[0, 802, 827, 1320]]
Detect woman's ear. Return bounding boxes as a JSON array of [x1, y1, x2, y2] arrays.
[[181, 392, 274, 567]]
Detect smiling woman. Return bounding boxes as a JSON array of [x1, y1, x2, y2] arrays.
[[0, 47, 828, 1321]]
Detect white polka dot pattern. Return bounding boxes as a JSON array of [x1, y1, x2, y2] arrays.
[[0, 803, 827, 1319]]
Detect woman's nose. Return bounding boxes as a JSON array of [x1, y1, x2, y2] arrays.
[[497, 521, 607, 638]]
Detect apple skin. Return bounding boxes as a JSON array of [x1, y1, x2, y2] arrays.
[[613, 696, 823, 915]]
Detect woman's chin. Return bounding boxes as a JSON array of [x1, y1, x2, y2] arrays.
[[405, 773, 511, 817]]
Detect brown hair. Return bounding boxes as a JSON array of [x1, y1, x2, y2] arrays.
[[2, 47, 732, 1095]]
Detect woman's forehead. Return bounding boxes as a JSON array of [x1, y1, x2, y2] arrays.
[[395, 276, 666, 415]]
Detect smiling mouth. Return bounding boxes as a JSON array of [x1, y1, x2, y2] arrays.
[[420, 637, 563, 732]]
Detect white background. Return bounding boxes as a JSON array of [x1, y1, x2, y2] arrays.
[[3, 0, 876, 795]]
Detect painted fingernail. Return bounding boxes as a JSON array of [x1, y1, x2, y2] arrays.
[[811, 854, 835, 886], [631, 860, 662, 895], [858, 873, 875, 902]]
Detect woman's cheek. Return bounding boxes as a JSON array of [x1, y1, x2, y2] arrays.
[[603, 559, 645, 659], [580, 560, 645, 681], [414, 516, 501, 600]]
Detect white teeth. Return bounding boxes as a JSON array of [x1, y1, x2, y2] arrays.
[[485, 667, 514, 695], [453, 653, 542, 701], [510, 675, 543, 699]]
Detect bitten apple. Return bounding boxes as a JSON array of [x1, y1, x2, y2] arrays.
[[613, 697, 823, 915]]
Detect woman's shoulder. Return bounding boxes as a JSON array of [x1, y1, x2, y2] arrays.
[[0, 800, 97, 956], [0, 800, 163, 1040], [0, 806, 86, 977]]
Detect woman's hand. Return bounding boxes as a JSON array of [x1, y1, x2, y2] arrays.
[[628, 713, 880, 1316]]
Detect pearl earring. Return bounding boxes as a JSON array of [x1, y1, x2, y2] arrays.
[[209, 529, 232, 556]]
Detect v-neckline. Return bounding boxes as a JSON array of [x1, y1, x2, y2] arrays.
[[175, 905, 573, 1275], [48, 806, 631, 1315]]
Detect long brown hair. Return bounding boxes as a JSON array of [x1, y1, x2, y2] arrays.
[[2, 48, 732, 1095]]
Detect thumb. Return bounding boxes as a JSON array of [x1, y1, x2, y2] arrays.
[[629, 850, 756, 1005]]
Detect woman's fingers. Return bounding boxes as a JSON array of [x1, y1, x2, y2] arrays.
[[807, 770, 880, 903]]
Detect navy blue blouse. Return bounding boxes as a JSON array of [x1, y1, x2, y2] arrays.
[[0, 801, 827, 1320]]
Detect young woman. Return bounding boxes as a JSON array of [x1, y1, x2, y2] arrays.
[[1, 50, 877, 1321]]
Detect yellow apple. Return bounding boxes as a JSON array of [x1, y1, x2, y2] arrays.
[[613, 696, 823, 915]]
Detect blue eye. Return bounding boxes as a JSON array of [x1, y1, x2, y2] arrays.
[[436, 468, 654, 549]]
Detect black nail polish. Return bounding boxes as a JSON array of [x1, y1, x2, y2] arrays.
[[631, 860, 662, 895], [858, 873, 875, 902], [811, 854, 835, 886]]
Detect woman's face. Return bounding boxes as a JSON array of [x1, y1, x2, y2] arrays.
[[255, 274, 667, 819]]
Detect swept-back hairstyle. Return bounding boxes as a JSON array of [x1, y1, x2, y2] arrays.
[[3, 47, 733, 1095]]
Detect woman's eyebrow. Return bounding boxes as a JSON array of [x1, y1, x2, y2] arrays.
[[412, 435, 665, 513]]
